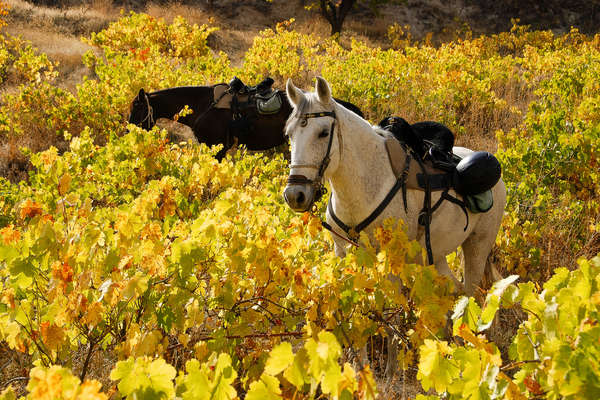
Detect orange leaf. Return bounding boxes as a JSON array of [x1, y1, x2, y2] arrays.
[[0, 225, 21, 244], [524, 374, 544, 396], [40, 322, 65, 351], [20, 199, 43, 219]]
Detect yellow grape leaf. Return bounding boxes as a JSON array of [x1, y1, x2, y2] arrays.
[[58, 173, 71, 196], [83, 302, 104, 327], [307, 215, 321, 238], [264, 342, 294, 376], [77, 380, 108, 400], [0, 387, 16, 400], [320, 361, 342, 398], [417, 339, 458, 393], [0, 225, 20, 245], [27, 364, 80, 400], [212, 353, 238, 400], [245, 374, 282, 400], [122, 273, 149, 300], [20, 199, 43, 219], [283, 348, 309, 390], [358, 365, 378, 400], [339, 363, 358, 394]]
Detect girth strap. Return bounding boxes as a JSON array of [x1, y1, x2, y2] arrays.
[[417, 173, 454, 191]]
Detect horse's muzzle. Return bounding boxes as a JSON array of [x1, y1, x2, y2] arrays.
[[283, 183, 316, 212]]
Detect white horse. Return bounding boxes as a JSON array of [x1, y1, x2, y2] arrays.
[[283, 76, 506, 375]]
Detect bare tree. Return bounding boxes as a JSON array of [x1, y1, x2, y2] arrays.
[[305, 0, 404, 35]]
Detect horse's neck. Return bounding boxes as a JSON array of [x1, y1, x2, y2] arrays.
[[149, 95, 183, 120], [150, 88, 212, 120], [328, 115, 398, 225]]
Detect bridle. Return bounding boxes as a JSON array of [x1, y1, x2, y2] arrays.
[[286, 110, 337, 210], [285, 108, 361, 248], [136, 94, 154, 128]]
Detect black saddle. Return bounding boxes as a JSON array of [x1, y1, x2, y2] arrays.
[[379, 117, 457, 170], [228, 76, 275, 96]]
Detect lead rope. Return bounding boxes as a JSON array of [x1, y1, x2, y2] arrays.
[[322, 220, 360, 247], [142, 94, 154, 127]]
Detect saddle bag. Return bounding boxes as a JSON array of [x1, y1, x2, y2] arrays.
[[465, 190, 494, 213], [256, 92, 282, 115], [453, 151, 502, 196]]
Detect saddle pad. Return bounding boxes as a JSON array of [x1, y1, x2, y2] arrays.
[[385, 136, 450, 192], [257, 92, 282, 114], [213, 84, 250, 109], [465, 189, 494, 213]]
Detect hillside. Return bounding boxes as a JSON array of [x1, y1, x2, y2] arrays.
[[3, 0, 600, 93]]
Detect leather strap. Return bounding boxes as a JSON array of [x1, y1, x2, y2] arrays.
[[327, 176, 405, 241]]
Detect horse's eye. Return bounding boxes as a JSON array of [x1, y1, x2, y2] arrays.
[[318, 130, 329, 138]]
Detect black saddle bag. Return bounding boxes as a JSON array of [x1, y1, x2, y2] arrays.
[[453, 151, 501, 196]]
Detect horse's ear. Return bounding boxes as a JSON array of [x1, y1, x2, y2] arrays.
[[286, 78, 304, 108], [315, 76, 333, 105], [138, 88, 146, 99]]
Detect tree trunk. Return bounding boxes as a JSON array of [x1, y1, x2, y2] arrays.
[[320, 0, 356, 35]]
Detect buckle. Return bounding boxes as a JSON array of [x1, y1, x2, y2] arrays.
[[348, 228, 359, 241], [418, 211, 431, 226]]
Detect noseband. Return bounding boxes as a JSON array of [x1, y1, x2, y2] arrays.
[[287, 110, 337, 209]]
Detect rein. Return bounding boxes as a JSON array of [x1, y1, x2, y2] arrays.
[[141, 94, 155, 127]]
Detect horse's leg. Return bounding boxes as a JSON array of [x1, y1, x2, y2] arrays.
[[434, 257, 466, 294], [461, 229, 497, 298], [215, 147, 229, 161], [384, 272, 407, 379], [327, 223, 349, 258]]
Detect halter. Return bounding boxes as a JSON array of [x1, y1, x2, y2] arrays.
[[286, 110, 337, 208], [139, 94, 154, 128]]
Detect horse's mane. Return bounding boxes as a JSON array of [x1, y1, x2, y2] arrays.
[[284, 89, 367, 136]]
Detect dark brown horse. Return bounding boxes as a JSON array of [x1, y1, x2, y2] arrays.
[[128, 84, 363, 160]]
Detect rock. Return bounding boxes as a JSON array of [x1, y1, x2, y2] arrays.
[[155, 118, 199, 145]]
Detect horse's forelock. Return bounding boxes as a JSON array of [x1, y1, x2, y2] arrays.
[[284, 91, 338, 135]]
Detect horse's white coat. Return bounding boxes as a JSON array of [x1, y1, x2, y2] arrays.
[[285, 76, 506, 293], [284, 77, 507, 377]]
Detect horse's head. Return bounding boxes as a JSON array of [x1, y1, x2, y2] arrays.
[[128, 88, 155, 130], [283, 77, 342, 212]]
